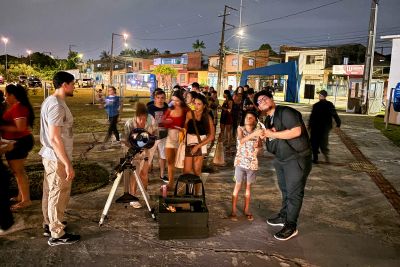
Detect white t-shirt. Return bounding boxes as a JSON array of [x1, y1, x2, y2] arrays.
[[39, 95, 74, 161]]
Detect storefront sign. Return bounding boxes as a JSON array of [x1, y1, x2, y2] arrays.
[[333, 65, 364, 76]]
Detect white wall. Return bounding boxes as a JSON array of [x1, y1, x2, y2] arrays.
[[384, 36, 400, 125]]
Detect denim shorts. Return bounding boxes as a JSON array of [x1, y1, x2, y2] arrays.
[[234, 166, 257, 184]]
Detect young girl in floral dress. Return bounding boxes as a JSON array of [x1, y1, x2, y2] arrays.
[[230, 111, 264, 221]]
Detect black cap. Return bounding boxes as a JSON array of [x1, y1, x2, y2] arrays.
[[318, 90, 328, 97]]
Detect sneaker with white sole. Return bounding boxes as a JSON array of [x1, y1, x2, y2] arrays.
[[160, 176, 169, 183], [274, 225, 298, 241], [266, 215, 285, 227], [48, 232, 80, 246], [129, 201, 142, 209], [43, 221, 67, 237]]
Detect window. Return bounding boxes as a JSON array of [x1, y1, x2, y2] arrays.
[[248, 58, 254, 66], [306, 55, 316, 64], [134, 62, 137, 67], [232, 58, 238, 66], [287, 56, 299, 62], [180, 74, 185, 83], [139, 62, 142, 70]]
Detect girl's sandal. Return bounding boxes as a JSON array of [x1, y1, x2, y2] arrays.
[[245, 214, 254, 221], [11, 201, 32, 211], [228, 214, 238, 222], [10, 197, 21, 203]]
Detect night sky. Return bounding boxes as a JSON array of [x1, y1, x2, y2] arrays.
[[1, 0, 399, 59]]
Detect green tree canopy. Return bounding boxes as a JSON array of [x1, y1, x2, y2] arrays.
[[30, 52, 57, 69], [152, 65, 178, 89], [99, 50, 111, 60], [7, 64, 40, 81], [119, 48, 160, 58], [192, 39, 206, 52], [65, 51, 83, 69], [259, 43, 278, 56]]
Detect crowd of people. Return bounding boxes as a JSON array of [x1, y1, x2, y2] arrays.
[[0, 75, 341, 244]]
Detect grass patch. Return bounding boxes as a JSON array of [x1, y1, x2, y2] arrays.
[[9, 162, 110, 200], [29, 89, 151, 134], [373, 115, 400, 147]]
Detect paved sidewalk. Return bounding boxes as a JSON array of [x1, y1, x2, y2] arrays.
[[1, 103, 400, 266]]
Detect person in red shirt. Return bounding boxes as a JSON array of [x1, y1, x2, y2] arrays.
[[163, 91, 188, 189], [0, 84, 35, 211]]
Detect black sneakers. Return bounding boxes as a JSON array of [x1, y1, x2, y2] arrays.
[[160, 176, 169, 183], [48, 233, 80, 246], [43, 221, 67, 237], [43, 225, 51, 237], [274, 225, 298, 241], [266, 215, 285, 227]]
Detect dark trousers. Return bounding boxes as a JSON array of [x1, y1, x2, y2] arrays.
[[0, 160, 14, 230], [273, 155, 312, 228], [311, 129, 330, 161], [104, 115, 120, 143]]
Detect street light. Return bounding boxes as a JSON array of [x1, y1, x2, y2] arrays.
[[236, 0, 243, 87], [76, 53, 84, 73], [27, 49, 32, 66], [2, 37, 8, 81], [236, 28, 245, 87], [110, 32, 129, 86]]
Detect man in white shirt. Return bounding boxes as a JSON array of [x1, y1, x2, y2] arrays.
[[39, 71, 80, 246]]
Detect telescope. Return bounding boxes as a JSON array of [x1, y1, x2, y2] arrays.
[[99, 128, 157, 226]]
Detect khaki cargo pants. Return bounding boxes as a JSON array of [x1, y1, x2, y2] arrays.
[[42, 158, 72, 238]]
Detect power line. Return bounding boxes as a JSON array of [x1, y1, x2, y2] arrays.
[[242, 0, 345, 29], [135, 0, 346, 41]]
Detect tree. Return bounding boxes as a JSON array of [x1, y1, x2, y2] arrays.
[[7, 64, 40, 81], [120, 48, 136, 57], [99, 50, 111, 60], [65, 51, 82, 70], [119, 48, 160, 58], [152, 65, 178, 90], [259, 43, 278, 56], [192, 39, 206, 52], [30, 52, 57, 69]]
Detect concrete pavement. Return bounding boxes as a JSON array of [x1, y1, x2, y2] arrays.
[[1, 103, 400, 266]]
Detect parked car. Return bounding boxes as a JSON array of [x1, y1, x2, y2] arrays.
[[18, 75, 28, 85], [0, 75, 4, 84], [27, 76, 42, 88], [77, 78, 93, 88]]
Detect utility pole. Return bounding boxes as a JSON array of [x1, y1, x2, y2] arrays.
[[217, 5, 237, 97], [236, 0, 243, 87], [361, 0, 379, 114], [110, 33, 115, 86], [69, 44, 76, 53], [109, 33, 128, 87]]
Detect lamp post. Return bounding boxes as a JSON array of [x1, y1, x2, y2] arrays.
[[27, 49, 32, 66], [77, 53, 83, 76], [2, 37, 8, 81], [236, 29, 244, 87], [236, 0, 243, 87], [109, 32, 129, 86]]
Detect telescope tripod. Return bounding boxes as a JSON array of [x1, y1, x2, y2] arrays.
[[99, 154, 156, 226]]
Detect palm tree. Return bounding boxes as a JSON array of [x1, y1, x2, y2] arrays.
[[192, 39, 206, 52], [99, 50, 111, 60]]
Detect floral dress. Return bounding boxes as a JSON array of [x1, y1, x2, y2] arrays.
[[234, 126, 259, 171]]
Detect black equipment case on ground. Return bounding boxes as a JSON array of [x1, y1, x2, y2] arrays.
[[158, 174, 209, 240]]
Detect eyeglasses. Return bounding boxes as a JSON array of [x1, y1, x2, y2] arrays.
[[257, 96, 268, 104]]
